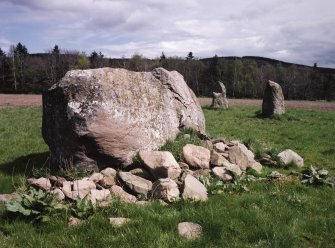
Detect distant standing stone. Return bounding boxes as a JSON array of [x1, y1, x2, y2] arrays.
[[211, 81, 229, 109], [262, 80, 285, 117]]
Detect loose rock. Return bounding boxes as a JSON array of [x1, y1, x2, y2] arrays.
[[277, 149, 304, 167], [182, 144, 210, 169], [178, 222, 203, 240], [152, 178, 180, 202], [109, 185, 137, 203], [182, 174, 208, 201], [212, 167, 233, 181], [118, 172, 152, 195], [109, 217, 130, 227], [139, 151, 181, 180], [27, 177, 52, 191]]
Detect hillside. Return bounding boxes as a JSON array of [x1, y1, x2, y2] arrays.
[[0, 53, 334, 100]]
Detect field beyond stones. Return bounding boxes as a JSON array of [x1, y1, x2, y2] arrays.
[[1, 94, 335, 112], [0, 105, 335, 247]]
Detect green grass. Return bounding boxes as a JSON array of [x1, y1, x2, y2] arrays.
[[0, 107, 48, 194], [0, 106, 335, 247], [204, 106, 335, 173]]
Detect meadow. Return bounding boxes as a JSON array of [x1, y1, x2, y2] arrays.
[[0, 106, 334, 247]]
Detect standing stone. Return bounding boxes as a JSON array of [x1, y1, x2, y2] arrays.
[[211, 81, 229, 109], [42, 67, 206, 170], [262, 80, 285, 117]]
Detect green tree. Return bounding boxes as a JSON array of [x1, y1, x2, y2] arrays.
[[0, 48, 6, 83], [74, 53, 90, 70], [186, 51, 194, 60]]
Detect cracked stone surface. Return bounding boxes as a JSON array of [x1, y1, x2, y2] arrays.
[[43, 67, 205, 170]]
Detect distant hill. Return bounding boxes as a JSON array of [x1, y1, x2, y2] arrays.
[[0, 53, 334, 100]]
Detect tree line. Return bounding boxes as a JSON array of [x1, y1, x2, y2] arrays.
[[0, 43, 334, 100]]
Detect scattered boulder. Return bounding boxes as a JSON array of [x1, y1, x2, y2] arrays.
[[262, 80, 285, 117], [182, 174, 208, 201], [182, 144, 210, 169], [90, 189, 111, 204], [178, 222, 203, 240], [98, 168, 117, 188], [27, 177, 52, 191], [68, 216, 82, 227], [89, 172, 104, 183], [72, 179, 96, 192], [214, 142, 226, 153], [50, 188, 65, 201], [109, 185, 137, 203], [109, 217, 130, 227], [249, 162, 263, 173], [129, 168, 153, 181], [211, 81, 228, 109], [212, 167, 233, 181], [277, 149, 304, 167], [118, 172, 152, 195], [139, 151, 181, 180], [152, 178, 180, 202], [210, 150, 231, 167], [42, 67, 205, 170], [0, 193, 18, 205], [227, 143, 256, 171]]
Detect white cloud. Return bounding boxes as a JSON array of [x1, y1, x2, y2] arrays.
[[0, 0, 335, 67]]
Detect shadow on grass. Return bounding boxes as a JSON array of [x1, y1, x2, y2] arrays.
[[0, 152, 51, 177]]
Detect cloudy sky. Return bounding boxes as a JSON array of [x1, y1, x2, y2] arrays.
[[1, 0, 334, 67]]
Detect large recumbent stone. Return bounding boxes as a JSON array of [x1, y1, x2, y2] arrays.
[[42, 67, 205, 170]]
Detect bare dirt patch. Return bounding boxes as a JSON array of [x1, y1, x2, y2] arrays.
[[1, 94, 335, 112], [0, 94, 42, 107], [198, 98, 335, 112]]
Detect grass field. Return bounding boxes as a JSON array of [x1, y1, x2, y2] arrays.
[[0, 106, 335, 247]]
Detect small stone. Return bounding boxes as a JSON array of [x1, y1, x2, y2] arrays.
[[182, 144, 210, 169], [214, 142, 226, 153], [98, 175, 117, 188], [183, 134, 191, 139], [72, 179, 96, 191], [118, 172, 152, 195], [178, 222, 203, 240], [68, 216, 82, 227], [101, 167, 117, 177], [27, 177, 52, 191], [277, 149, 304, 167], [182, 174, 208, 201], [89, 172, 104, 183], [152, 178, 180, 202], [212, 167, 233, 181], [178, 162, 189, 170], [129, 168, 153, 181], [135, 200, 149, 206], [50, 188, 65, 201], [90, 189, 111, 203], [249, 162, 263, 173], [0, 193, 18, 205], [210, 150, 231, 167], [139, 151, 181, 180], [109, 185, 137, 203], [109, 217, 130, 227]]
